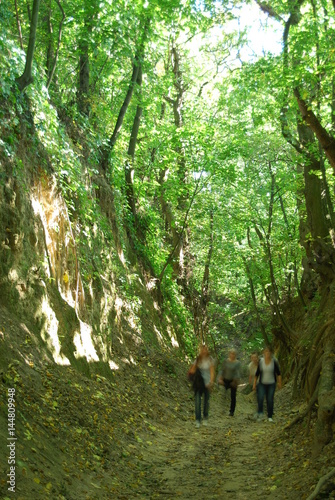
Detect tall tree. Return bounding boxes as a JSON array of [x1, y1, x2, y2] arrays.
[[16, 0, 41, 91], [100, 16, 151, 172]]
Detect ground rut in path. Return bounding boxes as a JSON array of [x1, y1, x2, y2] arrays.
[[138, 390, 294, 499]]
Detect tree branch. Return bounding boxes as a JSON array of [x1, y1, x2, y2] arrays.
[[47, 0, 65, 90], [158, 174, 204, 282], [100, 17, 150, 172], [254, 1, 283, 22], [14, 0, 24, 49], [294, 88, 335, 174], [16, 0, 41, 91]]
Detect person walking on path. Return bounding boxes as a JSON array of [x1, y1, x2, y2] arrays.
[[248, 352, 259, 417], [248, 352, 259, 387], [188, 345, 215, 428], [218, 348, 241, 416], [253, 345, 282, 422]]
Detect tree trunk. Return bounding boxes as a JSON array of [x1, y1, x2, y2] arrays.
[[297, 122, 335, 282], [242, 255, 271, 346], [46, 3, 54, 82], [313, 342, 335, 455], [253, 167, 297, 346], [199, 210, 214, 340], [158, 178, 202, 283], [294, 88, 335, 175], [16, 0, 41, 91], [77, 33, 90, 116], [46, 0, 65, 91], [162, 42, 188, 279], [122, 66, 156, 277], [280, 13, 335, 286], [125, 66, 142, 228], [100, 17, 150, 172]]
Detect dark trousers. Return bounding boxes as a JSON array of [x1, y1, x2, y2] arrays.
[[195, 388, 210, 421], [224, 380, 237, 414]]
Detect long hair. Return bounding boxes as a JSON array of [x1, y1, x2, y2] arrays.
[[198, 344, 209, 361]]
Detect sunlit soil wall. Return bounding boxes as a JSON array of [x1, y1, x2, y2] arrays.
[[0, 154, 182, 376]]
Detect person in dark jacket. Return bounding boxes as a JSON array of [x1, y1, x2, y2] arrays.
[[253, 345, 282, 422], [218, 348, 241, 416]]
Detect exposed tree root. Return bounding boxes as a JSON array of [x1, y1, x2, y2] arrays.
[[284, 383, 318, 430], [285, 316, 335, 451], [306, 467, 335, 500], [313, 343, 335, 455], [307, 357, 322, 398], [305, 319, 334, 394]]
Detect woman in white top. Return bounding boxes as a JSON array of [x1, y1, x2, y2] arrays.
[[253, 345, 282, 422], [189, 345, 215, 428]]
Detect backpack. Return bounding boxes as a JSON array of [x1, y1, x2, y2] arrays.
[[191, 368, 206, 393]]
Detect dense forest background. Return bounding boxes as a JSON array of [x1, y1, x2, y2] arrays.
[[0, 0, 335, 495]]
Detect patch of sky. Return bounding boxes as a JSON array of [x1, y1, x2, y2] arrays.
[[234, 2, 283, 60], [195, 1, 283, 62]]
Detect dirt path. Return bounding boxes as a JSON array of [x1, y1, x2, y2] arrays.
[[1, 306, 333, 500], [130, 387, 318, 500]]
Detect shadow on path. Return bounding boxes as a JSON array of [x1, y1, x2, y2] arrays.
[[135, 386, 318, 499]]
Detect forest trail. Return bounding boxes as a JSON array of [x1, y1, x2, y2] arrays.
[[123, 385, 331, 500], [1, 314, 333, 500]]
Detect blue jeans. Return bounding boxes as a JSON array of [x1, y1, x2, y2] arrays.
[[195, 388, 210, 421], [257, 382, 276, 418]]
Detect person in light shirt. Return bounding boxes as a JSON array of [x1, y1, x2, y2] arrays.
[[253, 345, 282, 422], [248, 352, 259, 418], [189, 345, 215, 428], [248, 352, 259, 386]]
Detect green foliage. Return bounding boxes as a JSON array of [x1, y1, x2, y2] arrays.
[[1, 0, 335, 356]]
